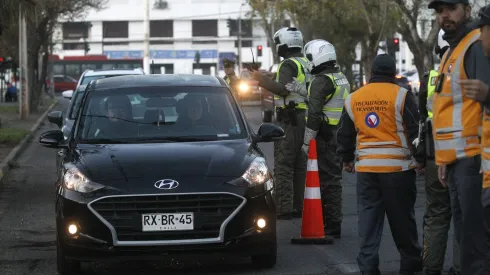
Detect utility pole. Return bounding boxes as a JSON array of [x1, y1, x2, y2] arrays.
[[18, 4, 29, 119], [143, 0, 150, 74], [237, 3, 245, 72]]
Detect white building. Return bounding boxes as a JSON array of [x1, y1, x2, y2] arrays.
[[52, 0, 283, 77]]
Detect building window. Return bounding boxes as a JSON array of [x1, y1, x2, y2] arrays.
[[103, 21, 129, 38], [150, 20, 173, 45], [192, 20, 217, 37], [63, 22, 90, 40], [63, 43, 85, 50]]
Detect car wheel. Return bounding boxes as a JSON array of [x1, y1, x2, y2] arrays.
[[251, 235, 277, 268], [262, 110, 273, 123], [57, 235, 81, 275]]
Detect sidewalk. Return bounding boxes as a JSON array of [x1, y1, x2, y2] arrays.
[[0, 97, 57, 163]]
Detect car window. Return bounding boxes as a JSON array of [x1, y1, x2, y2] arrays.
[[68, 91, 85, 119], [80, 74, 133, 85], [54, 76, 64, 82], [76, 86, 246, 142]]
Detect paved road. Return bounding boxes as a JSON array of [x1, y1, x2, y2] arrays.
[[0, 100, 456, 275]]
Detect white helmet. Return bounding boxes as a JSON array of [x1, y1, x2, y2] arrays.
[[273, 27, 303, 52], [304, 40, 336, 71], [304, 39, 323, 53]]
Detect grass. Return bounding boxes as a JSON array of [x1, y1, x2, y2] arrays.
[[0, 105, 18, 113], [0, 128, 29, 145]]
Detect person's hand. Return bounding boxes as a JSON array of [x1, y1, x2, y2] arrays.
[[343, 162, 355, 173], [415, 163, 425, 176], [438, 165, 447, 187], [224, 67, 234, 76], [301, 143, 309, 156], [285, 77, 307, 97], [251, 70, 263, 80], [459, 79, 489, 102]]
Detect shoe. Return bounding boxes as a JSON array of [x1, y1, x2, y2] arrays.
[[324, 224, 341, 239], [361, 269, 381, 275], [424, 270, 441, 275], [448, 267, 460, 275]]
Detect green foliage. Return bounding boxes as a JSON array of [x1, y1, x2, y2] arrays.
[[0, 128, 29, 145]]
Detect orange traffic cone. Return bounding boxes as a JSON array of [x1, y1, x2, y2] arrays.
[[291, 139, 334, 245]]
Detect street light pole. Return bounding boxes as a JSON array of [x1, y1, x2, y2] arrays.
[[238, 3, 244, 72], [143, 0, 150, 74]]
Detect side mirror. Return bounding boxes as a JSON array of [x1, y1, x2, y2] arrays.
[[254, 123, 285, 143], [62, 90, 73, 100], [47, 111, 63, 128], [39, 129, 66, 148]]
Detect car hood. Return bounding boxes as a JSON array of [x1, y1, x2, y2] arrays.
[[73, 140, 258, 189]]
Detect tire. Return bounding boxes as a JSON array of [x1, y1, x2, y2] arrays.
[[251, 234, 277, 268], [262, 110, 273, 123], [57, 236, 81, 275]]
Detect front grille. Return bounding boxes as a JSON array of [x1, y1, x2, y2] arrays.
[[89, 193, 244, 242]]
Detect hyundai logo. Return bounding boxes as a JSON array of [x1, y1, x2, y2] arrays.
[[154, 179, 179, 190]]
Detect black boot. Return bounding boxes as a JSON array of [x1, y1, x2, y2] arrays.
[[324, 223, 341, 239]]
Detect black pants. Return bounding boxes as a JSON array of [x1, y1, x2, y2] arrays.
[[356, 170, 422, 274]]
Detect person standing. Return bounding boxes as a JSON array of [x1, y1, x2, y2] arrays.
[[252, 27, 310, 219], [428, 0, 490, 274], [337, 54, 423, 275], [286, 39, 349, 238]]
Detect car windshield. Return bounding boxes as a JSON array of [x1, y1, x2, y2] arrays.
[[81, 75, 129, 85], [75, 86, 247, 143], [68, 90, 85, 119]]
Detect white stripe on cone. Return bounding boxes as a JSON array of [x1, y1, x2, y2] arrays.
[[304, 186, 321, 199], [307, 159, 318, 171]]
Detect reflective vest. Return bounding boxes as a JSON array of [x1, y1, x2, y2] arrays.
[[306, 72, 350, 125], [432, 29, 482, 166], [426, 70, 438, 119], [343, 83, 416, 173], [482, 109, 490, 189], [225, 77, 231, 85], [274, 57, 311, 110]]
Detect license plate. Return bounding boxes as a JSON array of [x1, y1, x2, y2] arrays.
[[142, 212, 194, 231]]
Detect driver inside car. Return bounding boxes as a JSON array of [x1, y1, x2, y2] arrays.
[[94, 95, 137, 138], [176, 95, 211, 127]]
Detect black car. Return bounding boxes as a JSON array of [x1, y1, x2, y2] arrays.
[[39, 74, 283, 275]]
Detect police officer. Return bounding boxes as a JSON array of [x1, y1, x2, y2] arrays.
[[415, 42, 460, 275], [428, 0, 490, 274], [252, 27, 310, 219], [337, 54, 423, 275], [286, 39, 349, 238], [223, 58, 240, 96]]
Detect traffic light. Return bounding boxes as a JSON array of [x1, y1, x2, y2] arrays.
[[83, 41, 90, 55], [194, 51, 200, 64], [226, 18, 231, 28], [393, 38, 400, 52], [257, 45, 262, 56]]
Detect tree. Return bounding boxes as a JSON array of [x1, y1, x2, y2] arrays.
[[0, 0, 106, 111]]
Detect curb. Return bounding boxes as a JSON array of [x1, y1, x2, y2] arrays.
[[0, 99, 59, 184]]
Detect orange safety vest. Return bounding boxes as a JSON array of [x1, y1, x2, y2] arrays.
[[432, 29, 482, 166], [483, 110, 490, 189], [343, 83, 416, 173]]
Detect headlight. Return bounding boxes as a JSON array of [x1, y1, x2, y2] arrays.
[[241, 157, 271, 187], [63, 167, 104, 193], [239, 83, 249, 92]]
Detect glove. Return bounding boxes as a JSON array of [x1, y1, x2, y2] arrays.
[[285, 77, 307, 97], [302, 127, 318, 155], [412, 137, 420, 148]]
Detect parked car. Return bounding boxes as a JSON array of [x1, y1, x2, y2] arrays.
[[39, 74, 282, 275], [61, 68, 145, 100], [46, 75, 78, 93], [395, 75, 413, 94]]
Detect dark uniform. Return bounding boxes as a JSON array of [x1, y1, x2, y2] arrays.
[[304, 65, 349, 238], [253, 51, 309, 219], [337, 54, 423, 275], [417, 67, 460, 275]]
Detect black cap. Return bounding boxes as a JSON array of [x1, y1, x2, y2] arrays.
[[371, 54, 396, 77], [476, 4, 490, 27], [428, 0, 469, 9]]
